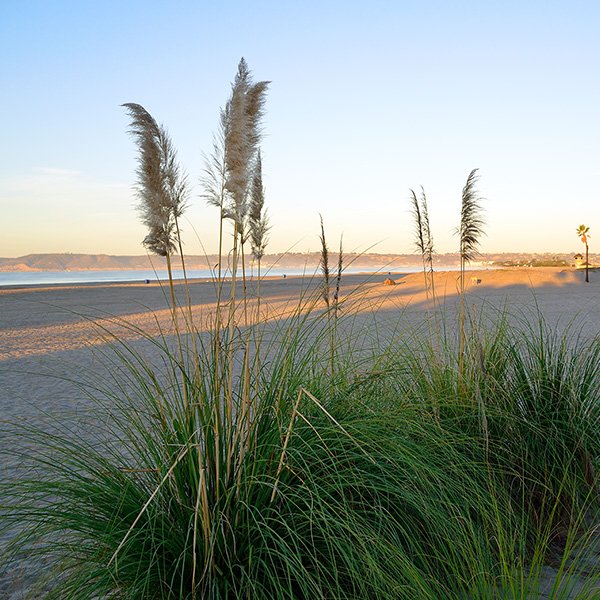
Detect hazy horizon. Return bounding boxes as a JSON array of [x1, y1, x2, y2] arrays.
[[1, 249, 594, 262], [2, 1, 598, 257]]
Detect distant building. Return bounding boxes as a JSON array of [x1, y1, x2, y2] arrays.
[[574, 253, 586, 268]]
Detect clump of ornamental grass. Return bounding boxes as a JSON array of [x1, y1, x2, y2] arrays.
[[0, 303, 528, 599], [348, 305, 600, 596], [2, 292, 600, 598], [384, 307, 600, 548]]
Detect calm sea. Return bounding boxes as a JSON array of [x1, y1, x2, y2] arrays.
[[0, 266, 423, 287]]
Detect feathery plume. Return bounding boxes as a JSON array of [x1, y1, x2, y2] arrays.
[[420, 187, 434, 269], [410, 187, 435, 298], [249, 151, 265, 224], [410, 189, 426, 258], [420, 187, 436, 304], [411, 187, 428, 297], [122, 103, 189, 257], [458, 168, 485, 266], [319, 215, 330, 308], [222, 58, 270, 233], [201, 106, 228, 216], [249, 151, 270, 261]]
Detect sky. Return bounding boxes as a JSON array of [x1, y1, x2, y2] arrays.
[[1, 0, 599, 258]]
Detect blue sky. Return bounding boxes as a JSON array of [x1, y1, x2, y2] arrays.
[[1, 0, 599, 257]]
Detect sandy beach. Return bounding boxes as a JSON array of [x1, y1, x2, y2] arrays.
[[1, 267, 598, 359], [1, 266, 599, 441], [1, 267, 599, 597]]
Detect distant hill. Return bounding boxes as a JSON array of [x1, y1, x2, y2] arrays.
[[0, 252, 428, 272], [0, 252, 594, 273]]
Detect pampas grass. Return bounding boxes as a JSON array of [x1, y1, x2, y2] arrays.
[[223, 58, 269, 235], [318, 214, 330, 309], [249, 151, 270, 265], [458, 168, 485, 294], [456, 168, 485, 367], [217, 58, 269, 326], [122, 102, 190, 309], [3, 301, 599, 599], [410, 186, 435, 300], [318, 216, 344, 377], [122, 103, 188, 257]]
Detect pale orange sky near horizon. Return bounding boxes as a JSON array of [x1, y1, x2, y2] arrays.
[[1, 1, 598, 259]]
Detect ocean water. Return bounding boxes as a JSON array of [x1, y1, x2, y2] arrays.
[[0, 269, 214, 287], [0, 266, 422, 287]]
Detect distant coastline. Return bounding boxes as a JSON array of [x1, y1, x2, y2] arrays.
[[0, 251, 593, 273]]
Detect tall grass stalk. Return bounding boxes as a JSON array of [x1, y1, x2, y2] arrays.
[[249, 149, 270, 321], [122, 102, 189, 311], [122, 101, 192, 404], [458, 168, 485, 295], [222, 58, 269, 328], [410, 187, 429, 298], [201, 104, 228, 305], [457, 168, 485, 370], [420, 187, 435, 302], [201, 58, 268, 417], [318, 215, 343, 377], [409, 186, 440, 377], [318, 214, 330, 310]]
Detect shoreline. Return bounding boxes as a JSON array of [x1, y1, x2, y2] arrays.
[[0, 264, 581, 291], [0, 268, 408, 290], [1, 267, 598, 362]]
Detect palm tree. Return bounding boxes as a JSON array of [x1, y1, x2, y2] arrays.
[[576, 224, 591, 283]]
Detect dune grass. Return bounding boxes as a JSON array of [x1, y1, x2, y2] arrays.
[[1, 296, 599, 599]]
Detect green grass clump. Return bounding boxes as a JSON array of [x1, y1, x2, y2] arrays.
[[0, 315, 494, 598], [2, 304, 599, 599]]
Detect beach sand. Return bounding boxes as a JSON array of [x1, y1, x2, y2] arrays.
[[1, 267, 598, 359], [1, 267, 598, 597]]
